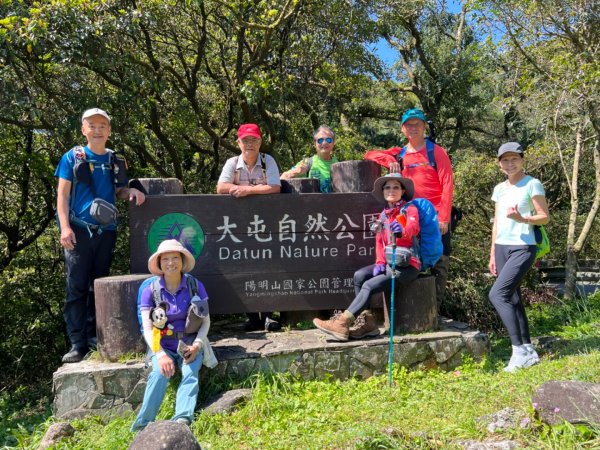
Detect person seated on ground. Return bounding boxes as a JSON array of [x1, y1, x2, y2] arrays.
[[216, 123, 282, 332], [131, 239, 217, 431], [313, 173, 421, 341], [280, 125, 339, 193]]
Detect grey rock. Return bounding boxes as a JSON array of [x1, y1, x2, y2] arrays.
[[476, 407, 524, 433], [395, 341, 434, 368], [533, 380, 600, 425], [458, 439, 520, 450], [38, 422, 75, 450], [53, 361, 146, 419], [202, 388, 252, 415], [532, 336, 563, 353], [128, 420, 201, 450]]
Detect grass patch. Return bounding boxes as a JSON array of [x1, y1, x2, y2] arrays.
[[8, 294, 600, 449], [0, 383, 52, 448]]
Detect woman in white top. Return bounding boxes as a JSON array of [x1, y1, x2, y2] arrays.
[[489, 142, 550, 372]]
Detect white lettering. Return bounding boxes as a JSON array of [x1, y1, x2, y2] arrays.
[[219, 247, 230, 260], [219, 247, 272, 260]]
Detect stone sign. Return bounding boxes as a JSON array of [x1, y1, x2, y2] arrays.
[[129, 193, 382, 313]]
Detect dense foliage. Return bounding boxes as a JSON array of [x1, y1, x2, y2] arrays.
[[1, 0, 599, 394]]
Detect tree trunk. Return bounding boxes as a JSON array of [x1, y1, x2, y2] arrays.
[[564, 246, 578, 300], [563, 126, 581, 299]]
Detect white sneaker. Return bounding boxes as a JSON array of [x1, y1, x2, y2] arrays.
[[523, 344, 540, 365], [503, 345, 539, 373]]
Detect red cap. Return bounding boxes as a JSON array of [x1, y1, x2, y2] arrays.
[[238, 123, 261, 140]]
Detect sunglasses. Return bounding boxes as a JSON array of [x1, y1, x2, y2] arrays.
[[316, 137, 333, 144]]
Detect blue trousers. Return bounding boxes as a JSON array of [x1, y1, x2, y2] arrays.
[[131, 348, 203, 431], [489, 244, 536, 346], [63, 225, 116, 350]]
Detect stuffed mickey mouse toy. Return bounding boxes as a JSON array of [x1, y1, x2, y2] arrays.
[[150, 302, 174, 337]]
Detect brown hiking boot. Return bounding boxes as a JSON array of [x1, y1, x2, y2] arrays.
[[313, 310, 353, 341], [349, 310, 380, 339]]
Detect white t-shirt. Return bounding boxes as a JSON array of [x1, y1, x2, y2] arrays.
[[492, 175, 545, 246]]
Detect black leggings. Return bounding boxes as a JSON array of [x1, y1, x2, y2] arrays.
[[489, 244, 536, 346], [347, 264, 419, 316]]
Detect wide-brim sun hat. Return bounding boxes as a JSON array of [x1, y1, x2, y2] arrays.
[[371, 173, 415, 203], [148, 239, 196, 276]]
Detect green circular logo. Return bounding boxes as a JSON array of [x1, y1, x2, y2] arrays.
[[147, 213, 205, 259]]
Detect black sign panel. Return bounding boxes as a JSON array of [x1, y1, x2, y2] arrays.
[[129, 193, 382, 314]]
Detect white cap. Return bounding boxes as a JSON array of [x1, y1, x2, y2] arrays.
[[81, 108, 110, 123]]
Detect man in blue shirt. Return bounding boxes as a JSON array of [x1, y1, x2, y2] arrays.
[[55, 108, 145, 363]]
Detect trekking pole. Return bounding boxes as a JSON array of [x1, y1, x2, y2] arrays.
[[388, 237, 397, 388]]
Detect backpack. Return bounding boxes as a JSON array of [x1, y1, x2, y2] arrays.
[[395, 138, 437, 171], [396, 139, 462, 231], [399, 198, 443, 270], [136, 273, 200, 332], [68, 146, 128, 231]]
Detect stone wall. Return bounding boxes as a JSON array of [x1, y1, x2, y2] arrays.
[[53, 323, 489, 419]]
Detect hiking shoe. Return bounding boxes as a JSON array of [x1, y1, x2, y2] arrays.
[[523, 344, 540, 364], [264, 317, 282, 332], [87, 336, 98, 351], [62, 346, 87, 363], [244, 312, 264, 332], [313, 310, 352, 341], [175, 418, 190, 426], [349, 310, 380, 339], [503, 346, 539, 373]]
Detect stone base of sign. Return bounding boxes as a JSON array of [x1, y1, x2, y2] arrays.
[[280, 178, 320, 193], [95, 274, 149, 362], [94, 275, 388, 362], [53, 317, 488, 419], [138, 177, 184, 195], [383, 275, 438, 334], [331, 160, 381, 193]]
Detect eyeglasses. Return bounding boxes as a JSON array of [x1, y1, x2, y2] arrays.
[[316, 137, 333, 144]]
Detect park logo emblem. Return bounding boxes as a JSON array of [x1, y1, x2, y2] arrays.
[[147, 213, 205, 259]]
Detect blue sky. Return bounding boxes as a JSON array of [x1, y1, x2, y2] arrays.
[[369, 0, 467, 70], [373, 38, 398, 69]]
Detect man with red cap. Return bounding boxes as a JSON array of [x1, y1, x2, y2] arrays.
[[217, 123, 282, 331], [217, 123, 281, 197]]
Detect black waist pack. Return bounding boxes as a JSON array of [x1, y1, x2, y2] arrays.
[[89, 198, 118, 225]]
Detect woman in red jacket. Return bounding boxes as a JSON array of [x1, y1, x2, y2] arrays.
[[313, 173, 421, 341]]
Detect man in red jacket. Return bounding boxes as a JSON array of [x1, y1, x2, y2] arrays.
[[364, 108, 454, 309]]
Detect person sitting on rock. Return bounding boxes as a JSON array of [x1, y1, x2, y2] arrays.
[[313, 173, 421, 341], [131, 239, 216, 431]]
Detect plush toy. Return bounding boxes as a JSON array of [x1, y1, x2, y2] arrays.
[[150, 302, 174, 352]]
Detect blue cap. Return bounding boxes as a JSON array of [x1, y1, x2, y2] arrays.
[[401, 108, 426, 124]]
